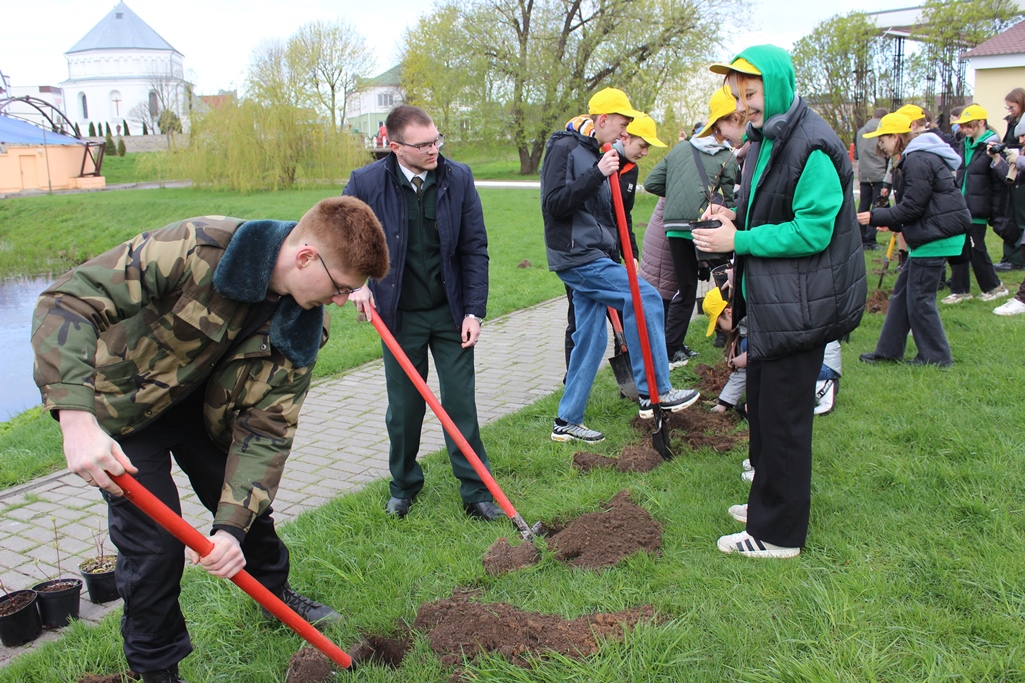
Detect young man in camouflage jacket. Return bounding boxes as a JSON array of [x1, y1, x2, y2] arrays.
[[32, 197, 388, 683]]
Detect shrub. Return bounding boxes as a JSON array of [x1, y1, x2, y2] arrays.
[[116, 138, 126, 156], [88, 122, 96, 137]]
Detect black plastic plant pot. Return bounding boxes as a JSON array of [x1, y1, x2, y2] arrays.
[[32, 579, 82, 629], [0, 590, 43, 646], [80, 557, 119, 604], [691, 219, 730, 260]]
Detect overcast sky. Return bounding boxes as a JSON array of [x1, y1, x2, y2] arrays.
[[2, 0, 891, 95]]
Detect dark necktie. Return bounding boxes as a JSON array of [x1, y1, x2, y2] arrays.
[[411, 176, 423, 197]]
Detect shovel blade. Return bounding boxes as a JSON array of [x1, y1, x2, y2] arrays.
[[608, 351, 639, 401], [651, 407, 674, 460]]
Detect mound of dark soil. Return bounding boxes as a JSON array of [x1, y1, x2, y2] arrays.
[[867, 288, 890, 314], [630, 408, 747, 453], [413, 588, 656, 668], [482, 537, 541, 575], [547, 490, 661, 569], [571, 442, 664, 474], [692, 362, 732, 396], [285, 648, 335, 683]]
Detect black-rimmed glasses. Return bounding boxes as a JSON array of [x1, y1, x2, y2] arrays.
[[393, 135, 445, 152], [309, 246, 363, 296]]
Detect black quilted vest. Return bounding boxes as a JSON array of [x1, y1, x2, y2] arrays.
[[733, 99, 866, 360]]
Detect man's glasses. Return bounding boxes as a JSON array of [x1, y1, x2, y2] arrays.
[[309, 246, 363, 296], [393, 135, 445, 152]]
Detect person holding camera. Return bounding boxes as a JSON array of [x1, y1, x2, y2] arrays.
[[857, 113, 970, 366], [942, 105, 1010, 304], [988, 118, 1025, 315]]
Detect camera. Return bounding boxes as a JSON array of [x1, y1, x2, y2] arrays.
[[990, 142, 1007, 154]]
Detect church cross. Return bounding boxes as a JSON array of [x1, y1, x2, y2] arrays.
[[113, 96, 121, 115]]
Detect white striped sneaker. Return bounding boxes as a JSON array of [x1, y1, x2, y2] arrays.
[[728, 504, 748, 523], [551, 420, 605, 443], [638, 388, 700, 418], [717, 530, 800, 558], [741, 458, 753, 472]]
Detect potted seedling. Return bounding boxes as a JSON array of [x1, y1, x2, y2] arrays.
[[31, 520, 83, 629], [79, 524, 119, 604], [0, 579, 42, 647]]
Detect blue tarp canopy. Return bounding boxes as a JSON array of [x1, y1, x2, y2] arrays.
[[0, 116, 84, 146]]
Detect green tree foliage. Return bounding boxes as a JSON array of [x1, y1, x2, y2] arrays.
[[792, 12, 890, 145], [105, 122, 111, 137], [104, 131, 115, 155], [914, 0, 1023, 124], [287, 19, 376, 132], [401, 0, 733, 175], [169, 98, 367, 192], [123, 119, 130, 136], [74, 123, 82, 138], [157, 109, 183, 134], [116, 138, 127, 157], [88, 122, 96, 137]]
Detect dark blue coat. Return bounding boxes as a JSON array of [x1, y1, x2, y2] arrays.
[[343, 153, 489, 330]]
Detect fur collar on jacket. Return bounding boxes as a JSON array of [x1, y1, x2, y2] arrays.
[[213, 219, 323, 368]]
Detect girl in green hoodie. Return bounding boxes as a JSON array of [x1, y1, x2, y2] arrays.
[[693, 45, 866, 559]]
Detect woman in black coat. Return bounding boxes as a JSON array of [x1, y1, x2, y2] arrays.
[[857, 113, 971, 366]]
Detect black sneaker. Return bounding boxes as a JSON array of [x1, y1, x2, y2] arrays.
[[262, 584, 342, 629], [142, 666, 187, 683]]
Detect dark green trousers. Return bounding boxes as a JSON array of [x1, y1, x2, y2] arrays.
[[381, 305, 492, 504]]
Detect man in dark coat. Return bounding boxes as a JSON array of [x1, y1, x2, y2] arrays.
[[344, 105, 501, 522]]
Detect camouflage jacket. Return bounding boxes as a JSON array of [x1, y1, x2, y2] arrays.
[[32, 217, 327, 533]]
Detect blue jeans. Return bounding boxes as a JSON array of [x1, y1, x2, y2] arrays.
[[556, 258, 671, 424]]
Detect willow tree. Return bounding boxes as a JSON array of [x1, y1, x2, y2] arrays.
[[402, 0, 732, 175]]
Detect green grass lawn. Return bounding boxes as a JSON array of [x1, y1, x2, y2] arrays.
[[1, 273, 1023, 681], [96, 152, 171, 185]]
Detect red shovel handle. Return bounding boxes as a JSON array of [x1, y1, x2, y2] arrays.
[[108, 472, 353, 670], [604, 144, 661, 405], [369, 313, 520, 521]]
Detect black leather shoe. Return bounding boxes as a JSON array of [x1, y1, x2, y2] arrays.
[[863, 243, 880, 251], [994, 261, 1025, 271], [262, 584, 342, 629], [385, 496, 412, 518], [464, 501, 504, 521], [142, 665, 187, 683], [859, 352, 900, 364]]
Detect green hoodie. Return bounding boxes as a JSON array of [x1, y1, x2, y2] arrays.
[[729, 45, 842, 260]]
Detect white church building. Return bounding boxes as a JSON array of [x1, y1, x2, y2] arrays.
[[60, 2, 187, 135]]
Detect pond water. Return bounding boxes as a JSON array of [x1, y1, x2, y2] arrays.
[[0, 276, 53, 421]]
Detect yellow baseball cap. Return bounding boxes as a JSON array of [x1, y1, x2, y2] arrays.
[[952, 104, 988, 124], [894, 104, 926, 121], [588, 87, 645, 119], [626, 115, 667, 147], [708, 57, 762, 76], [702, 286, 729, 336], [696, 85, 739, 138], [862, 113, 912, 138]]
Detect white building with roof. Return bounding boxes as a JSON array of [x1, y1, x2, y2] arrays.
[[60, 1, 186, 135]]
